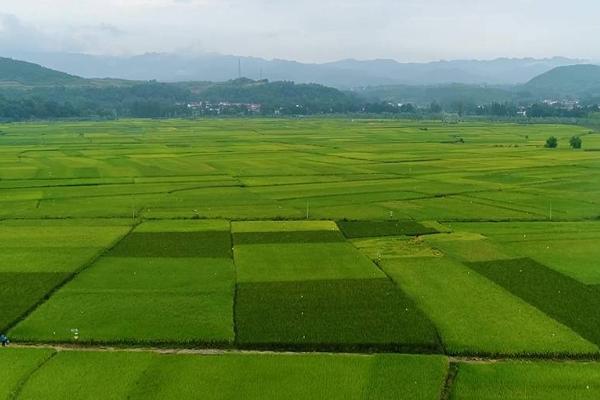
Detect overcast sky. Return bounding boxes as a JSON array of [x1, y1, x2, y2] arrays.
[[1, 0, 598, 62]]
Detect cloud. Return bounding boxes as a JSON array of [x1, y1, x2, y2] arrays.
[[0, 14, 130, 55], [1, 1, 600, 61], [0, 13, 48, 52]]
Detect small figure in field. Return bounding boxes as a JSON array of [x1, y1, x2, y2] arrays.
[[0, 334, 10, 347]]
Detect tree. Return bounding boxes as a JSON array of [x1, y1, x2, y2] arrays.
[[430, 102, 442, 113], [569, 136, 582, 149], [545, 136, 558, 148], [455, 101, 465, 118], [399, 103, 415, 113]]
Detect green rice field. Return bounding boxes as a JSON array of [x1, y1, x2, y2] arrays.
[[1, 118, 600, 398]]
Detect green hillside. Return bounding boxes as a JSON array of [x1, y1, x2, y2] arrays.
[[0, 57, 85, 87], [181, 78, 357, 112], [524, 64, 600, 96]]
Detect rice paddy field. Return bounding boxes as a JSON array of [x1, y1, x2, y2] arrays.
[[0, 118, 599, 398]]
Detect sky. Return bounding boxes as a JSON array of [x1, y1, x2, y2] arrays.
[[0, 0, 599, 63]]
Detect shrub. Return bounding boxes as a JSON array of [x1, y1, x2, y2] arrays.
[[569, 136, 582, 149], [545, 136, 558, 148]]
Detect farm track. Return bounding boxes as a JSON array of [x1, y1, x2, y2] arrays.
[[1, 216, 599, 225], [8, 343, 600, 365]]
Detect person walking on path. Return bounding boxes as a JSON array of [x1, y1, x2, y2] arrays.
[[0, 334, 10, 347]]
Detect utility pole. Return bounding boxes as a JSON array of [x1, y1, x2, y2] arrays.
[[238, 59, 242, 79], [306, 201, 310, 220]]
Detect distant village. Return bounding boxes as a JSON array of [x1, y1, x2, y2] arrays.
[[184, 101, 262, 115]]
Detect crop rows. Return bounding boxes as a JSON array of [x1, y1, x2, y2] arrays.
[[232, 221, 441, 352], [381, 257, 597, 356], [110, 231, 232, 258], [5, 346, 600, 399], [11, 220, 236, 345], [337, 220, 439, 238], [466, 258, 600, 347], [7, 218, 600, 357], [0, 220, 132, 332], [235, 278, 440, 352], [10, 220, 441, 352], [1, 119, 597, 221], [1, 119, 600, 397], [0, 272, 69, 331], [1, 348, 450, 400]]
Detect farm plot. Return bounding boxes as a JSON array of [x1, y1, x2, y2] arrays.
[[337, 220, 438, 238], [381, 257, 597, 356], [466, 258, 600, 347], [233, 221, 440, 352], [0, 225, 131, 249], [234, 242, 383, 282], [451, 361, 600, 400], [233, 220, 345, 245], [130, 353, 448, 400], [0, 272, 70, 332], [236, 279, 441, 352], [233, 221, 383, 282], [10, 220, 236, 345], [0, 348, 55, 400], [17, 350, 449, 400], [451, 221, 600, 284], [463, 188, 597, 219], [383, 195, 541, 221], [18, 351, 156, 400], [0, 219, 131, 332], [351, 235, 443, 260], [423, 232, 513, 262], [0, 119, 598, 222], [110, 231, 232, 258]]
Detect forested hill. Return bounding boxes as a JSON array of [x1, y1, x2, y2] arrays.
[[0, 57, 85, 86], [0, 62, 360, 119], [180, 78, 356, 112], [524, 64, 600, 97]]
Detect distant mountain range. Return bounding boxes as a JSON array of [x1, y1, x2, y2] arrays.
[[2, 56, 600, 116], [356, 64, 600, 106], [3, 51, 592, 88]]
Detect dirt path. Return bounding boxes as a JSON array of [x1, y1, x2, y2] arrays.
[[8, 343, 600, 364]]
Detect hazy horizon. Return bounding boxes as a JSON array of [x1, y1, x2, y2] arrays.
[[2, 50, 589, 65], [1, 0, 600, 63]]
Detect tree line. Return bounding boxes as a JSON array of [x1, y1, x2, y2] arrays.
[[0, 80, 599, 121]]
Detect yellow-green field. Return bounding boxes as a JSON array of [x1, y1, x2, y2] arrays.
[[1, 118, 599, 399], [0, 119, 597, 220]]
